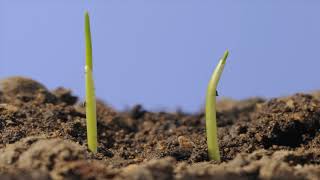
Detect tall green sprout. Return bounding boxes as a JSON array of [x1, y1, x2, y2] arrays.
[[85, 11, 98, 153], [205, 50, 229, 161]]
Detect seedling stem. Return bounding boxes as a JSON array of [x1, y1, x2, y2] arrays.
[[205, 50, 229, 161], [85, 11, 98, 153]]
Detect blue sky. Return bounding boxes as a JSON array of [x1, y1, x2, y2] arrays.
[[1, 0, 319, 112]]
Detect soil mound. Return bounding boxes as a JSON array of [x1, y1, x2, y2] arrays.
[[0, 77, 319, 179]]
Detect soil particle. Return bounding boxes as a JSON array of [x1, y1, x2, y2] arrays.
[[17, 138, 87, 171], [0, 136, 87, 171], [118, 157, 175, 180], [0, 136, 104, 180], [0, 171, 50, 180], [0, 76, 57, 104], [52, 160, 117, 180], [177, 136, 194, 150], [129, 104, 146, 119], [52, 87, 78, 105]]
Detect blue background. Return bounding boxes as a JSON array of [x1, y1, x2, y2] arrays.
[[1, 0, 319, 112]]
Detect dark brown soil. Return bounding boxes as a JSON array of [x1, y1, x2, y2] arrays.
[[0, 76, 319, 180]]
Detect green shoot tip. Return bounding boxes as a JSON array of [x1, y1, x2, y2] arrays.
[[221, 50, 229, 64], [85, 11, 93, 70]]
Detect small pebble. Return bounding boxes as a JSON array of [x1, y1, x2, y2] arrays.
[[157, 141, 166, 151], [178, 136, 194, 150]]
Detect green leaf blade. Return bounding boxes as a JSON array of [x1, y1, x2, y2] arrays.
[[85, 11, 97, 153]]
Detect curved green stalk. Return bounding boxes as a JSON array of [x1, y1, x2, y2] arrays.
[[205, 50, 229, 161], [85, 11, 98, 153]]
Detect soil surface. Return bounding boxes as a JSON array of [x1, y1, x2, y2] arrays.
[[0, 76, 319, 180]]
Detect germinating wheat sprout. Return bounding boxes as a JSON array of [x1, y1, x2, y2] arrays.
[[85, 11, 98, 153], [205, 50, 229, 161]]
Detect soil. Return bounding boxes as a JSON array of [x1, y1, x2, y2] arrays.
[[0, 76, 319, 180]]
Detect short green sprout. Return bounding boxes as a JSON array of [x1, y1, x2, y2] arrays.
[[85, 11, 98, 153], [205, 50, 229, 161]]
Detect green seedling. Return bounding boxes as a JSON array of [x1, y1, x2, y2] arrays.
[[85, 11, 98, 153], [205, 50, 229, 161]]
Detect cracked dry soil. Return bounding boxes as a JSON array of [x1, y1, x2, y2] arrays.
[[0, 76, 319, 180]]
